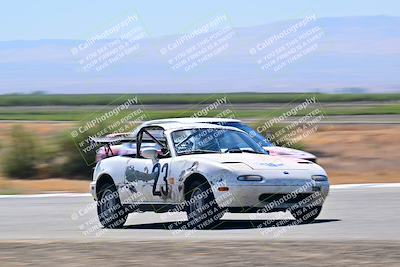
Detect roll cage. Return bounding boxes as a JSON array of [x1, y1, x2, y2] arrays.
[[136, 126, 169, 158], [91, 125, 170, 159]]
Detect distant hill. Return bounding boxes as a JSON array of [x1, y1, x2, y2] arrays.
[[0, 16, 399, 94]]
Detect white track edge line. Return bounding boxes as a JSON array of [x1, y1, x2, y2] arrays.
[[0, 193, 91, 199], [1, 183, 400, 198]]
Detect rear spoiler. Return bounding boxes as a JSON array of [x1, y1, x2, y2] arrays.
[[90, 136, 135, 145], [89, 132, 166, 158], [90, 135, 136, 157]]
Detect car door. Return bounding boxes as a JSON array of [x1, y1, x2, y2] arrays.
[[120, 156, 156, 204], [120, 127, 174, 205]]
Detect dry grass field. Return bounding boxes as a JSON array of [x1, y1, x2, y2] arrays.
[[0, 122, 398, 194], [303, 125, 400, 184]]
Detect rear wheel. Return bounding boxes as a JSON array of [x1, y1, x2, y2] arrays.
[[185, 180, 225, 229], [291, 206, 322, 223], [97, 182, 127, 228]]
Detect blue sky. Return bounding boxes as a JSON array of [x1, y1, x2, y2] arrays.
[[1, 0, 399, 41]]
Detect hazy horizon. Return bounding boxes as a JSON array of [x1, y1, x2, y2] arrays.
[[1, 15, 399, 94]]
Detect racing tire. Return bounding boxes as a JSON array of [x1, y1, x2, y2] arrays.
[[97, 182, 128, 229], [185, 180, 225, 230], [290, 206, 322, 223]]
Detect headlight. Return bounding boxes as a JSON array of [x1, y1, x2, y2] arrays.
[[237, 175, 263, 181], [312, 175, 328, 181]]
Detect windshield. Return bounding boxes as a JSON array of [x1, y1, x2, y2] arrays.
[[171, 128, 267, 155], [212, 122, 272, 147]]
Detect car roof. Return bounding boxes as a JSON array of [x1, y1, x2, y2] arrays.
[[94, 122, 245, 144], [144, 122, 242, 131], [142, 117, 241, 125]]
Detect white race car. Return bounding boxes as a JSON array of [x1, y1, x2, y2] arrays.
[[90, 122, 329, 229]]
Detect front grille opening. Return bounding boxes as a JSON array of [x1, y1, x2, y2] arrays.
[[259, 193, 313, 204]]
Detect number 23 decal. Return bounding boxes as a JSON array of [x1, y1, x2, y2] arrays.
[[152, 163, 169, 196]]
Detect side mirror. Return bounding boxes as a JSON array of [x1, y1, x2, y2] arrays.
[[141, 148, 158, 160]]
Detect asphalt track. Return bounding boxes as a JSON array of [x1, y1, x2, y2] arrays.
[[1, 184, 400, 266], [0, 184, 399, 241]]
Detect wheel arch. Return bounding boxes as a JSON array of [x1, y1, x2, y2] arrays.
[[183, 173, 212, 201], [96, 173, 116, 199]]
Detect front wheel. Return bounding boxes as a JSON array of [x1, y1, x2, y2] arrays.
[[185, 181, 225, 229], [97, 182, 127, 228], [290, 206, 322, 223]]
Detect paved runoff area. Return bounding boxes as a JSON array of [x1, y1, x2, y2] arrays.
[[1, 184, 399, 266]]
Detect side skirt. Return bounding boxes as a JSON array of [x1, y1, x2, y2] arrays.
[[123, 204, 182, 213], [123, 204, 288, 213]]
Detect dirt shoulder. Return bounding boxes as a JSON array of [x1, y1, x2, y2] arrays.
[[0, 177, 89, 194], [0, 240, 399, 267]]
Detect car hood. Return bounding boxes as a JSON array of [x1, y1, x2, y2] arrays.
[[264, 146, 316, 159], [188, 153, 316, 171]]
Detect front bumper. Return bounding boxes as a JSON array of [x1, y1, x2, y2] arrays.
[[213, 179, 329, 211], [89, 181, 97, 200]]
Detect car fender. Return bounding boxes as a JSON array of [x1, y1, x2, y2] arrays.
[[93, 157, 130, 196], [169, 156, 235, 202]]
